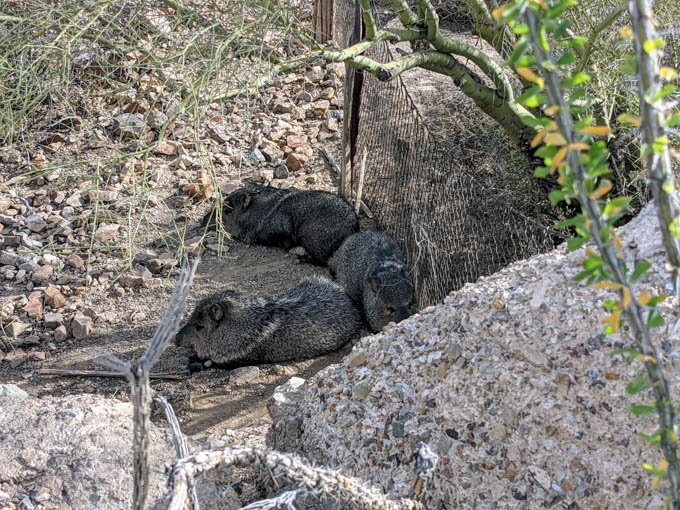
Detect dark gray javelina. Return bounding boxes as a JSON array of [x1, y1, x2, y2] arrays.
[[202, 183, 359, 264], [175, 275, 363, 367], [329, 229, 415, 332]]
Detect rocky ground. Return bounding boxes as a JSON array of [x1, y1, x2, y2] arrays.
[[0, 3, 363, 507]]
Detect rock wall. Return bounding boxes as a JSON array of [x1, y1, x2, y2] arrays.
[[0, 393, 240, 510], [269, 203, 679, 509]]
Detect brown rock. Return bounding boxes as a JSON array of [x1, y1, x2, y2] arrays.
[[32, 265, 53, 285], [285, 152, 309, 172], [67, 254, 85, 269], [71, 313, 93, 339], [44, 287, 66, 308], [313, 100, 330, 116], [7, 322, 28, 337], [53, 325, 68, 341], [23, 292, 43, 318], [153, 140, 178, 156], [285, 135, 307, 150], [120, 274, 144, 288], [94, 224, 120, 243], [88, 190, 119, 203], [44, 313, 64, 329]]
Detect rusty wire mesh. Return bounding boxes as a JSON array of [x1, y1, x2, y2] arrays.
[[333, 0, 564, 308]]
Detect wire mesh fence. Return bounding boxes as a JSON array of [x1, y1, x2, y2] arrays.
[[334, 0, 564, 308]]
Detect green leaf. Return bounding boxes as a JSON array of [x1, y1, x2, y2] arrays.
[[627, 375, 650, 395], [652, 84, 677, 102], [507, 40, 528, 68], [613, 347, 639, 361], [567, 237, 586, 251], [549, 189, 567, 206], [555, 20, 572, 39], [514, 23, 529, 35], [666, 112, 680, 127], [534, 166, 551, 178], [555, 215, 586, 229], [557, 51, 576, 67], [647, 309, 664, 328], [572, 73, 590, 85], [640, 431, 662, 446], [631, 404, 657, 416], [619, 55, 637, 75], [516, 55, 537, 67], [643, 39, 656, 54], [630, 261, 652, 283]]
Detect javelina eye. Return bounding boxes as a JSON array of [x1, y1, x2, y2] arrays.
[[209, 304, 223, 321]]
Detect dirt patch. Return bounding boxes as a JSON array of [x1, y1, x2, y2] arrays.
[[0, 231, 361, 437]]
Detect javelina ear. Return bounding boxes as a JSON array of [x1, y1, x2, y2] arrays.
[[232, 192, 252, 210], [209, 303, 224, 321]]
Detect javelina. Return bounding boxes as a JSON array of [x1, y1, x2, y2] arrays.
[[175, 275, 363, 367], [329, 229, 415, 332], [202, 183, 359, 264]]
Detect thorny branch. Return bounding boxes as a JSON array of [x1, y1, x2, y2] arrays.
[[525, 9, 680, 508]]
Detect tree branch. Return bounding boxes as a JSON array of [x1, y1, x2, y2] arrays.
[[577, 6, 627, 72], [526, 9, 680, 507]]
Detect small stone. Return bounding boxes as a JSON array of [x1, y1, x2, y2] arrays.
[[352, 381, 371, 400], [0, 250, 18, 266], [306, 66, 325, 82], [65, 193, 82, 208], [23, 293, 43, 318], [71, 313, 93, 339], [247, 148, 266, 163], [132, 312, 146, 322], [207, 123, 231, 144], [286, 135, 307, 150], [230, 366, 260, 385], [1, 384, 30, 399], [285, 152, 309, 172], [147, 110, 168, 129], [528, 466, 552, 491], [44, 312, 64, 328], [154, 140, 178, 156], [44, 287, 66, 308], [112, 113, 148, 139], [260, 143, 284, 162], [94, 223, 121, 243], [88, 189, 119, 202], [32, 265, 53, 285], [67, 254, 85, 269], [147, 257, 176, 274], [313, 100, 330, 115], [25, 215, 47, 233], [296, 91, 313, 103], [54, 325, 68, 341], [7, 322, 28, 337], [1, 148, 22, 164], [274, 165, 289, 179], [19, 261, 40, 273], [273, 101, 295, 114], [120, 274, 144, 288]]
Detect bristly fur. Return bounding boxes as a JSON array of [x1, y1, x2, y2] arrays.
[[329, 229, 415, 332], [201, 183, 359, 265], [175, 275, 363, 367]]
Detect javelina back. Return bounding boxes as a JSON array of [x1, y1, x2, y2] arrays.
[[175, 275, 363, 367], [329, 229, 415, 332], [202, 183, 359, 264]]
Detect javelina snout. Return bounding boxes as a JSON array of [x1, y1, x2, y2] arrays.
[[366, 269, 415, 330]]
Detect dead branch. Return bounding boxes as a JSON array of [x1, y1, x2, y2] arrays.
[[94, 256, 200, 510], [355, 148, 367, 216], [38, 369, 187, 380], [167, 446, 424, 510], [155, 396, 199, 510], [319, 147, 373, 218]]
